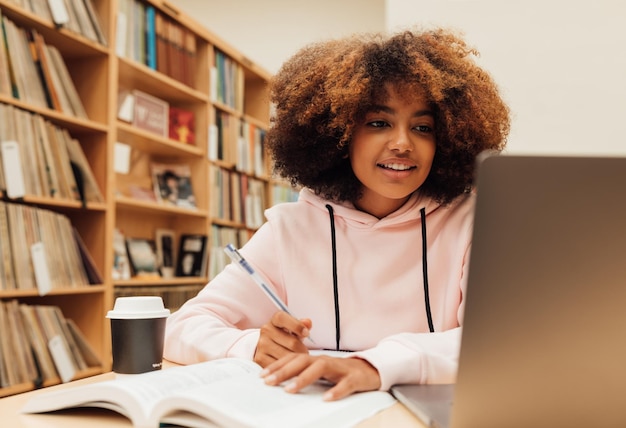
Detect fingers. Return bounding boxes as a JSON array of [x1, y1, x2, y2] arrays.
[[272, 312, 311, 341], [254, 312, 312, 367], [261, 354, 381, 401]]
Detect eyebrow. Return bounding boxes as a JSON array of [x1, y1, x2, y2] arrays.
[[368, 104, 434, 118]]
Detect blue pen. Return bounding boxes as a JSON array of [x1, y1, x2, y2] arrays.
[[224, 244, 315, 344]]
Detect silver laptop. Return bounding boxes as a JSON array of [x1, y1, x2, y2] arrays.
[[391, 153, 626, 428]]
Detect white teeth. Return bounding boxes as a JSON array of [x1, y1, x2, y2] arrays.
[[381, 163, 412, 171]]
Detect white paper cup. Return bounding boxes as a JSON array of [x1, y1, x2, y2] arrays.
[[107, 296, 170, 374]]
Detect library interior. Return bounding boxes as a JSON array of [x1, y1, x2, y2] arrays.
[[0, 0, 625, 427]]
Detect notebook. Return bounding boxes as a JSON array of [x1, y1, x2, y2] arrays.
[[391, 153, 626, 428]]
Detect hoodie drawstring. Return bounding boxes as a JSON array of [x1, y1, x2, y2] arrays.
[[325, 203, 434, 351], [325, 204, 341, 351], [420, 207, 435, 333]]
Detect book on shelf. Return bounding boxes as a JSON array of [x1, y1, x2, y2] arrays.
[[212, 50, 245, 111], [155, 228, 176, 278], [114, 0, 129, 57], [0, 104, 102, 203], [245, 177, 266, 229], [132, 89, 169, 138], [112, 228, 131, 280], [116, 90, 135, 122], [151, 162, 196, 209], [0, 201, 14, 289], [1, 140, 26, 199], [44, 0, 107, 45], [166, 18, 182, 84], [62, 128, 105, 203], [0, 299, 39, 389], [209, 224, 251, 279], [0, 300, 102, 392], [115, 0, 194, 87], [65, 0, 99, 44], [125, 238, 159, 277], [168, 106, 195, 145], [72, 227, 103, 284], [132, 0, 146, 65], [26, 29, 55, 110], [81, 0, 108, 45], [0, 201, 91, 291], [183, 28, 196, 87], [175, 234, 207, 277], [144, 4, 156, 70], [154, 11, 168, 76], [21, 357, 396, 428], [48, 0, 70, 26], [2, 15, 47, 108], [45, 44, 89, 118], [35, 304, 86, 382], [0, 11, 12, 99]]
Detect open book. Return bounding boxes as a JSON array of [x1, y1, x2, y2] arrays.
[[21, 358, 396, 428]]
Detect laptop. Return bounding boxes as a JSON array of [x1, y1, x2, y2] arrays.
[[391, 153, 626, 428]]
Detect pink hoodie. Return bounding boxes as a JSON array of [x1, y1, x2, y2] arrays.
[[164, 188, 473, 390]]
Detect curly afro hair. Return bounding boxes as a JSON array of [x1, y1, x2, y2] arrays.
[[266, 28, 511, 205]]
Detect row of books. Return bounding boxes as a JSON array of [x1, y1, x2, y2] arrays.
[[209, 111, 267, 176], [0, 299, 100, 394], [114, 284, 205, 313], [7, 0, 107, 45], [0, 102, 104, 203], [211, 49, 244, 111], [0, 13, 88, 118], [116, 0, 196, 87], [209, 165, 266, 229], [208, 224, 252, 280], [0, 201, 96, 291]]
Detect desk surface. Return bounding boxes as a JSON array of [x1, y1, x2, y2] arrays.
[[0, 370, 425, 427]]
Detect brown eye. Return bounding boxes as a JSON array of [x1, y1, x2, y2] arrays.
[[368, 120, 388, 128], [414, 125, 433, 133]]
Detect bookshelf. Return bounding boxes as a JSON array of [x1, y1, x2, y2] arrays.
[[0, 0, 272, 397]]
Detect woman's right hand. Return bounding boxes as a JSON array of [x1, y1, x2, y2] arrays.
[[254, 311, 312, 367]]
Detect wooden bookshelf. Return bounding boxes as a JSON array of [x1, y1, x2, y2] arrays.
[[0, 0, 272, 396]]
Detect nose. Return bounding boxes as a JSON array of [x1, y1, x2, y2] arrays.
[[386, 128, 412, 153]]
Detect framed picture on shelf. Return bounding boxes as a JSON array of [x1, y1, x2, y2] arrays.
[[155, 229, 176, 278], [132, 89, 169, 137], [125, 238, 160, 277], [151, 162, 197, 209], [176, 234, 208, 277]]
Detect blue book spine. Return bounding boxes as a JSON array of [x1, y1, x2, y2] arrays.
[[145, 5, 156, 70]]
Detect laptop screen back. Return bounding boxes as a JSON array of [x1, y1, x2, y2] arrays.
[[451, 154, 626, 427]]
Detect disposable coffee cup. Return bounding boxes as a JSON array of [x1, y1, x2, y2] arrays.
[[107, 296, 170, 374]]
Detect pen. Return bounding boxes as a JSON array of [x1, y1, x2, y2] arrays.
[[224, 243, 315, 344]]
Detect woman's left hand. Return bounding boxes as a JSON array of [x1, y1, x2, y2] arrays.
[[260, 353, 382, 401]]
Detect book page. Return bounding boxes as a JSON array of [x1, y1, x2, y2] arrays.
[[158, 374, 396, 428], [21, 358, 261, 426]]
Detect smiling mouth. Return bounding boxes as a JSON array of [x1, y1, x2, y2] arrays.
[[378, 163, 416, 171]]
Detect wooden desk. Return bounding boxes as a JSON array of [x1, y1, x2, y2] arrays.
[[0, 370, 425, 427]]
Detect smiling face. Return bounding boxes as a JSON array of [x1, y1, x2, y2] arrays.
[[349, 84, 436, 218]]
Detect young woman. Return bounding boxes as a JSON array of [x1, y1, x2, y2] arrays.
[[164, 27, 510, 401]]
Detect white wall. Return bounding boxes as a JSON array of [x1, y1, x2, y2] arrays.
[[175, 0, 626, 155], [386, 0, 626, 155], [174, 0, 386, 74]]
